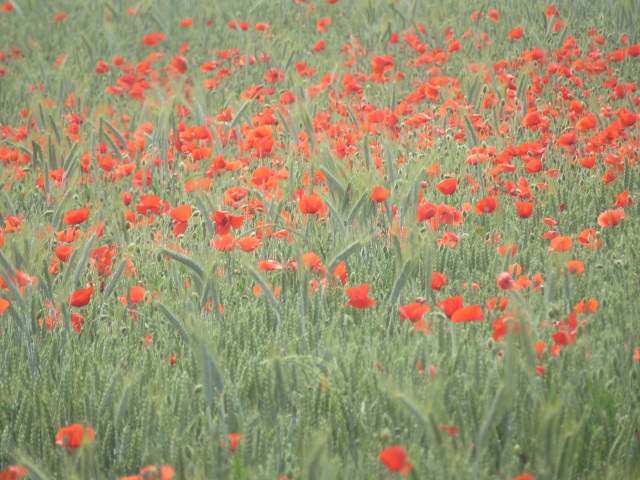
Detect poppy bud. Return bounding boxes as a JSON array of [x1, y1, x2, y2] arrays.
[[496, 272, 515, 290], [547, 304, 560, 319]]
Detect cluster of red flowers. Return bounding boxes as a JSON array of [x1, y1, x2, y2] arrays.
[[0, 0, 638, 476]]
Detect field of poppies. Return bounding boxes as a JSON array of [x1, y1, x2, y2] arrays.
[[1, 0, 639, 478]]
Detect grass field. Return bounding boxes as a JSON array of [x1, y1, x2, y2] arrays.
[[1, 0, 640, 478]]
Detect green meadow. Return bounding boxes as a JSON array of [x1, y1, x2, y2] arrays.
[[0, 0, 639, 478]]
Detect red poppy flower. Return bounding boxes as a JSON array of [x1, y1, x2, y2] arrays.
[[576, 113, 597, 132], [398, 303, 430, 322], [0, 298, 9, 315], [171, 56, 188, 74], [577, 229, 601, 249], [258, 260, 285, 271], [474, 197, 498, 214], [431, 271, 447, 290], [552, 330, 570, 346], [226, 433, 243, 452], [439, 424, 458, 436], [299, 252, 321, 270], [63, 208, 89, 225], [579, 156, 596, 169], [280, 91, 296, 104], [316, 17, 332, 32], [212, 234, 236, 252], [298, 194, 324, 215], [55, 423, 95, 448], [546, 5, 560, 17], [524, 158, 542, 174], [613, 191, 633, 208], [0, 270, 37, 292], [378, 446, 413, 474], [332, 262, 347, 286], [71, 313, 85, 332], [250, 165, 274, 186], [508, 28, 523, 39], [436, 231, 460, 248], [371, 186, 391, 202], [515, 202, 534, 218], [522, 111, 546, 128], [211, 210, 244, 235], [437, 296, 463, 318], [142, 32, 165, 46], [228, 20, 250, 30], [53, 245, 74, 262], [128, 286, 146, 304], [574, 298, 598, 313], [557, 131, 577, 147], [566, 260, 585, 274], [496, 272, 515, 290], [371, 54, 394, 75], [491, 313, 517, 341], [416, 202, 437, 222], [498, 244, 517, 256], [139, 465, 175, 480], [236, 236, 262, 252], [95, 60, 109, 74], [451, 304, 484, 323], [169, 204, 192, 222], [135, 195, 166, 216], [68, 285, 94, 307], [344, 284, 376, 309], [0, 465, 28, 480], [435, 178, 457, 195], [597, 209, 625, 228], [549, 236, 572, 252], [511, 474, 534, 480]]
